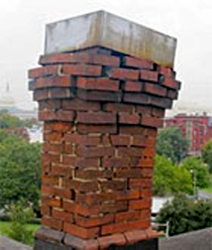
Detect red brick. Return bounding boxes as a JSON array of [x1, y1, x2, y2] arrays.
[[75, 158, 99, 168], [144, 82, 167, 97], [151, 107, 165, 118], [77, 124, 117, 134], [28, 65, 60, 79], [48, 198, 62, 208], [52, 209, 73, 223], [42, 216, 63, 230], [115, 210, 141, 223], [100, 180, 127, 191], [77, 77, 120, 92], [141, 116, 163, 128], [110, 135, 131, 146], [75, 214, 114, 228], [64, 134, 100, 146], [123, 93, 150, 105], [109, 68, 139, 80], [129, 179, 152, 189], [101, 201, 128, 214], [34, 75, 70, 89], [129, 199, 152, 210], [119, 126, 146, 135], [77, 145, 115, 158], [75, 169, 112, 180], [73, 204, 101, 217], [132, 135, 147, 147], [123, 56, 154, 70], [77, 89, 122, 102], [41, 175, 58, 185], [98, 234, 126, 249], [53, 187, 72, 199], [48, 88, 73, 99], [63, 64, 102, 76], [104, 103, 134, 113], [124, 229, 147, 244], [39, 52, 120, 66], [51, 122, 72, 132], [42, 153, 61, 164], [114, 168, 142, 178], [142, 148, 155, 157], [118, 147, 143, 157], [167, 89, 178, 99], [159, 65, 173, 77], [140, 209, 151, 219], [41, 185, 54, 196], [60, 143, 74, 154], [135, 105, 152, 115], [62, 98, 100, 111], [43, 143, 63, 153], [77, 112, 116, 124], [162, 76, 178, 89], [39, 110, 56, 121], [51, 164, 72, 177], [114, 190, 140, 201], [62, 155, 76, 165], [56, 110, 75, 121], [101, 219, 150, 235], [141, 168, 153, 178], [33, 89, 48, 101], [69, 180, 99, 192], [64, 222, 99, 239], [119, 112, 140, 124], [43, 132, 62, 142], [140, 70, 158, 82], [64, 235, 99, 250], [150, 96, 172, 109], [124, 81, 143, 92], [63, 200, 75, 213], [103, 157, 131, 168], [39, 100, 62, 111], [140, 188, 153, 198]]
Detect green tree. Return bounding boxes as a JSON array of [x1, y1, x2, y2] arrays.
[[7, 200, 34, 245], [0, 131, 41, 213], [156, 194, 212, 236], [153, 155, 193, 196], [181, 156, 210, 189], [201, 140, 212, 173], [156, 126, 190, 163], [0, 111, 23, 129]]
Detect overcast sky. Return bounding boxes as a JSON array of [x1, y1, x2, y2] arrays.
[[0, 0, 211, 110]]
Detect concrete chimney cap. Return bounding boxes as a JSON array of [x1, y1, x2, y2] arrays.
[[45, 10, 177, 68]]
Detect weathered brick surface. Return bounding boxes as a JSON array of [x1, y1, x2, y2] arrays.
[[29, 47, 180, 248]]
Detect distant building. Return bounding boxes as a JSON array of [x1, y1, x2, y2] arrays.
[[0, 82, 17, 112], [0, 82, 38, 120], [164, 113, 212, 156]]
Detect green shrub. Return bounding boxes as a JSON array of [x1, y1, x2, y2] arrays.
[[156, 194, 212, 236], [6, 200, 34, 245]]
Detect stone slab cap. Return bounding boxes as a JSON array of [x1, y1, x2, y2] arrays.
[[45, 10, 177, 68]]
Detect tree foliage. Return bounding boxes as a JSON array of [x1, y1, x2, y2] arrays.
[[201, 140, 212, 173], [180, 156, 210, 189], [153, 155, 193, 196], [156, 194, 212, 236], [7, 200, 34, 245], [0, 131, 41, 213], [156, 126, 190, 163]]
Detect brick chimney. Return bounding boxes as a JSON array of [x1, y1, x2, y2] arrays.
[[29, 11, 180, 250]]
